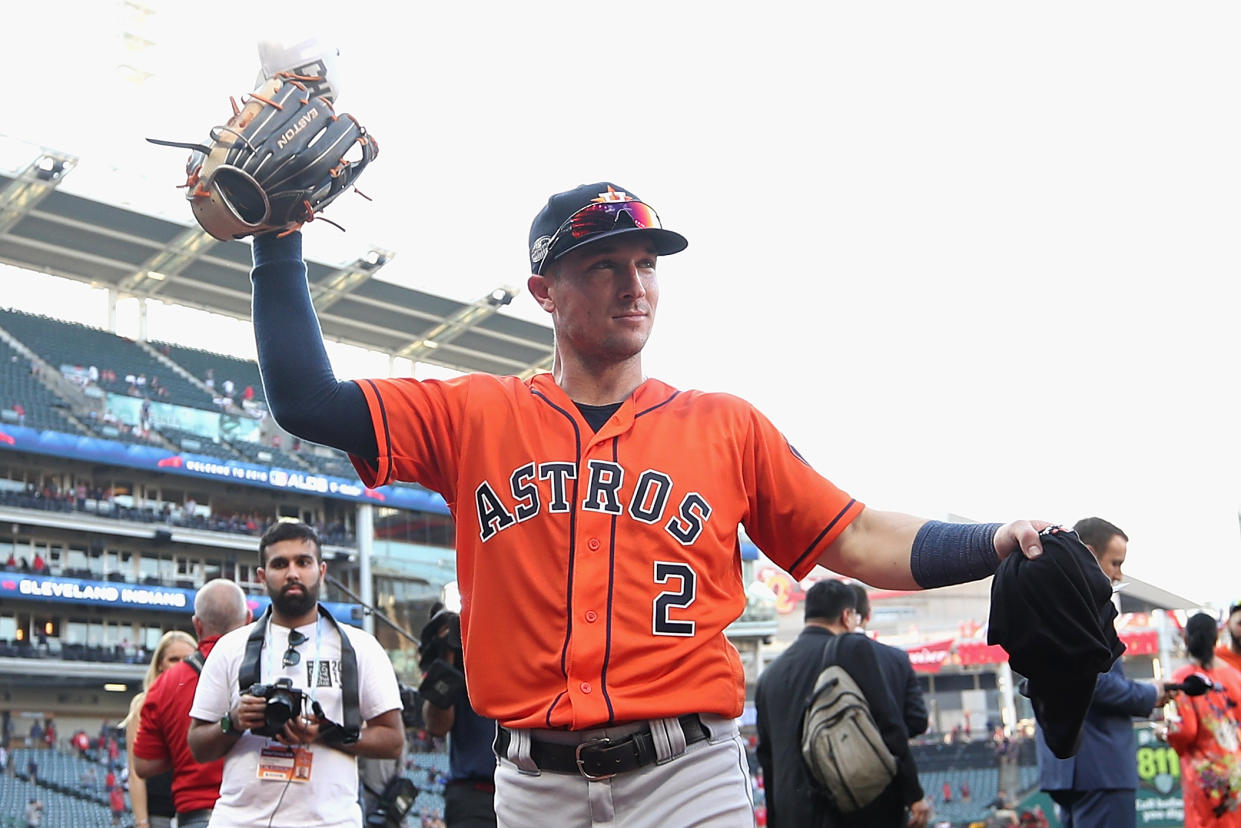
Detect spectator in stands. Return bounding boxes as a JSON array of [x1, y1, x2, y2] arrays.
[[943, 781, 952, 804], [1036, 517, 1176, 828], [134, 580, 252, 828], [124, 629, 197, 828], [756, 580, 929, 828], [73, 729, 90, 757], [110, 784, 126, 827], [30, 551, 45, 573], [961, 779, 971, 802], [26, 756, 38, 785], [849, 581, 928, 738], [13, 402, 24, 426], [1215, 601, 1241, 674], [24, 796, 43, 828], [0, 743, 7, 777], [4, 551, 15, 569], [1165, 612, 1241, 828], [81, 764, 98, 790]]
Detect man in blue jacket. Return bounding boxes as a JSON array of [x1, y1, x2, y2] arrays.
[[1035, 517, 1173, 828]]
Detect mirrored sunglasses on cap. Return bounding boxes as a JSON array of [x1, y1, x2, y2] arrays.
[[539, 200, 662, 271]]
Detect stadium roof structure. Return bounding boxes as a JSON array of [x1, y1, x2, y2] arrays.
[[0, 152, 555, 377]]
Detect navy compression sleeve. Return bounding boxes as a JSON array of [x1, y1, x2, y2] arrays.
[[251, 232, 377, 460], [909, 521, 1004, 589]]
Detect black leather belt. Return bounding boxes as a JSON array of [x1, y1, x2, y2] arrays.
[[494, 713, 709, 780]]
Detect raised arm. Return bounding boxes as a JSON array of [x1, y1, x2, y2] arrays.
[[250, 232, 375, 459], [821, 508, 1048, 590]]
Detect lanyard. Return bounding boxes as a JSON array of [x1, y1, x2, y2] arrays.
[[265, 613, 323, 708]]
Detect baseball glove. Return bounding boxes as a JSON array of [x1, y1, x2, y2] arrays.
[[148, 72, 377, 240]]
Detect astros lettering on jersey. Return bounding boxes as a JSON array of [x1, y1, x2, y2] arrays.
[[352, 373, 864, 730]]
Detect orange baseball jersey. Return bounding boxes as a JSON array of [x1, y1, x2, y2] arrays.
[[351, 373, 864, 730]]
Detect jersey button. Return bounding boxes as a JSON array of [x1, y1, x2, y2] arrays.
[[587, 538, 601, 551], [584, 610, 598, 623], [580, 682, 592, 694]]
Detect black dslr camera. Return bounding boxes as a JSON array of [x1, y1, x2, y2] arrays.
[[364, 776, 418, 828], [247, 677, 308, 738], [417, 606, 467, 710]]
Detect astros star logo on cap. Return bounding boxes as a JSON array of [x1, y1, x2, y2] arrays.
[[591, 186, 631, 204]]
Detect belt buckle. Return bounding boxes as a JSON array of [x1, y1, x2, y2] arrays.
[[574, 737, 614, 781]]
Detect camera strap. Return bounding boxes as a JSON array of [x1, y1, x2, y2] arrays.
[[239, 605, 362, 738]]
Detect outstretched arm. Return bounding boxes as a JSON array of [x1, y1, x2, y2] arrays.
[[250, 232, 376, 460], [820, 508, 1048, 590]]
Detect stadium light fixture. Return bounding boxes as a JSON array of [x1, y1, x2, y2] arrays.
[[487, 286, 517, 307], [34, 156, 67, 182]]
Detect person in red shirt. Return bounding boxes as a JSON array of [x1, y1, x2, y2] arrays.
[[109, 785, 125, 827], [1167, 613, 1241, 828], [133, 579, 251, 828]]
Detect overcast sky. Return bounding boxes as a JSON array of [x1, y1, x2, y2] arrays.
[[5, 1, 1240, 607]]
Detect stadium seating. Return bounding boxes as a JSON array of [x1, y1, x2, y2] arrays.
[[157, 425, 243, 460], [150, 340, 266, 406], [0, 307, 215, 412], [0, 338, 80, 434], [298, 447, 360, 479], [5, 748, 132, 827], [81, 418, 167, 448], [225, 437, 311, 472], [920, 766, 1000, 824], [405, 751, 451, 822]]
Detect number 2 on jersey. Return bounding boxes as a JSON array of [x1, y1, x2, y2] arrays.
[[653, 561, 697, 636]]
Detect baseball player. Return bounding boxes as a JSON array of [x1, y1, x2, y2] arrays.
[[245, 182, 1048, 827]]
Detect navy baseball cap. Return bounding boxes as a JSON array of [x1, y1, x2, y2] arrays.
[[528, 182, 688, 274]]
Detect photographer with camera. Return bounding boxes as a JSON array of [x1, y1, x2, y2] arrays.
[[418, 603, 497, 827], [187, 521, 404, 828]]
